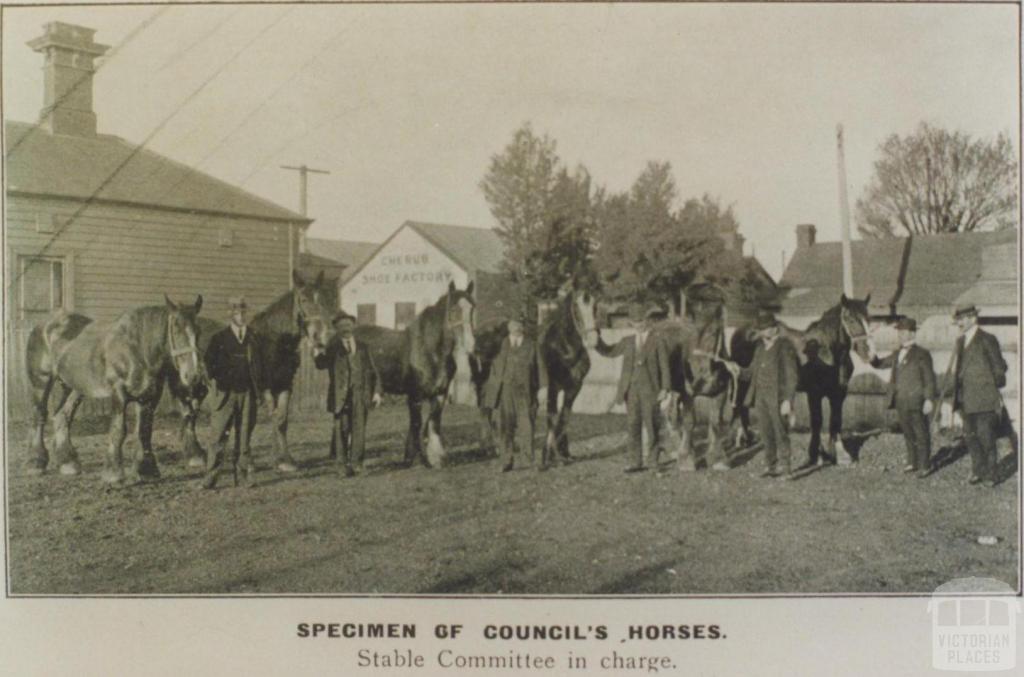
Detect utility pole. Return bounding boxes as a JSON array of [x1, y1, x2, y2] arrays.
[[836, 125, 854, 297], [280, 164, 330, 288]]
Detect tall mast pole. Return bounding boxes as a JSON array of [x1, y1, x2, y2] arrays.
[[280, 164, 330, 288], [836, 125, 854, 297]]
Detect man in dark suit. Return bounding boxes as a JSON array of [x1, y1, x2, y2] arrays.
[[869, 317, 937, 477], [202, 296, 267, 489], [951, 303, 1008, 488], [739, 310, 800, 479], [315, 311, 382, 478], [483, 317, 547, 472], [596, 304, 671, 473]]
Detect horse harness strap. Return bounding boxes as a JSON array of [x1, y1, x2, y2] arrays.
[[167, 314, 198, 365]]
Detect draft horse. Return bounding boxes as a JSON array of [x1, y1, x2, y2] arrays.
[[729, 294, 873, 466], [170, 270, 336, 471], [356, 281, 477, 468], [469, 280, 599, 467], [25, 296, 204, 483], [654, 284, 740, 471]]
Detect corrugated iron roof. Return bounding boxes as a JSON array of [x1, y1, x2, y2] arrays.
[[5, 120, 307, 223], [779, 228, 1017, 318]]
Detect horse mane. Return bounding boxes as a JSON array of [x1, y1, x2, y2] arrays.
[[251, 290, 296, 337], [111, 305, 171, 369], [802, 303, 847, 351]]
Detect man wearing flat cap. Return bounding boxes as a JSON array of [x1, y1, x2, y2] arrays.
[[483, 316, 547, 472], [738, 310, 800, 479], [315, 310, 381, 478], [596, 303, 671, 473], [869, 317, 937, 477], [202, 296, 268, 489], [951, 303, 1008, 488]]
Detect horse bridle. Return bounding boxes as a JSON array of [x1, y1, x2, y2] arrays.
[[840, 308, 871, 349], [167, 312, 199, 377], [446, 295, 475, 335], [294, 291, 329, 345], [568, 292, 599, 344]]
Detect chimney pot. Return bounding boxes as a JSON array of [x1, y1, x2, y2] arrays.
[[796, 223, 817, 249]]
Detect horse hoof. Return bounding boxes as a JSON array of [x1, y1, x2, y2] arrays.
[[101, 469, 126, 485], [136, 455, 161, 480], [59, 462, 81, 476], [187, 456, 206, 470], [678, 460, 696, 473], [25, 465, 46, 477], [276, 461, 298, 473]]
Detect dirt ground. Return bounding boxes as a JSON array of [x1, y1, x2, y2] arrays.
[[4, 404, 1019, 595]]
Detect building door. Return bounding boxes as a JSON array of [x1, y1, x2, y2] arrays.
[[395, 302, 416, 330]]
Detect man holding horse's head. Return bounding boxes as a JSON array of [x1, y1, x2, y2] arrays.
[[202, 295, 267, 489], [315, 310, 382, 478], [483, 315, 547, 471], [596, 303, 671, 473]]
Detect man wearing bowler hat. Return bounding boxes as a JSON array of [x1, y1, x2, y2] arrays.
[[738, 310, 800, 479], [483, 315, 547, 472], [316, 310, 382, 477], [869, 317, 937, 477], [951, 303, 1008, 488], [202, 296, 267, 489], [596, 303, 671, 473]]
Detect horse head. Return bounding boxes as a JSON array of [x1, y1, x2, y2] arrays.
[[292, 270, 336, 358], [164, 294, 203, 391], [445, 280, 477, 355], [560, 277, 599, 350], [839, 292, 872, 362]]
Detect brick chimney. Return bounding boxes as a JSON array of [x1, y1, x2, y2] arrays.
[[28, 22, 109, 137], [796, 223, 817, 249]]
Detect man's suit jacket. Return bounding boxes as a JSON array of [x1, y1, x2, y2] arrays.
[[204, 326, 265, 398], [596, 331, 671, 405], [743, 337, 799, 408], [483, 336, 547, 410], [953, 329, 1007, 415], [314, 337, 381, 413], [870, 344, 938, 411]]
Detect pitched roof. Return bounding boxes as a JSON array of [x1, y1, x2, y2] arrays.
[[5, 121, 307, 223], [405, 221, 504, 274], [779, 228, 1017, 317], [306, 237, 379, 279]]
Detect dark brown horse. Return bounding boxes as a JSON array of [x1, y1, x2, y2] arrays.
[[729, 294, 873, 466], [469, 281, 599, 466], [355, 281, 476, 468], [170, 271, 336, 471], [26, 296, 204, 483]]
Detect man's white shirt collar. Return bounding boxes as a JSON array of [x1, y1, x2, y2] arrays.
[[232, 325, 246, 342]]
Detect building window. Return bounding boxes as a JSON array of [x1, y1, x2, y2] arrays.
[[395, 302, 416, 330], [19, 256, 65, 322], [356, 304, 377, 326]]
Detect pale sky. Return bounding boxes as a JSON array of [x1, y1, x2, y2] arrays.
[[3, 3, 1019, 279]]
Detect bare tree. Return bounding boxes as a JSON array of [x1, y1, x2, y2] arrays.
[[856, 123, 1018, 238]]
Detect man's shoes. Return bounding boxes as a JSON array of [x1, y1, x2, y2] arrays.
[[903, 464, 917, 473], [760, 468, 779, 478], [244, 465, 257, 488], [968, 475, 983, 485], [277, 461, 298, 473], [624, 465, 646, 474], [711, 461, 730, 472], [501, 460, 514, 473], [778, 471, 796, 481], [537, 464, 550, 473], [342, 466, 356, 478], [917, 467, 932, 479], [984, 479, 998, 489]]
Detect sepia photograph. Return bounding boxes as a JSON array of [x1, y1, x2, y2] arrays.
[[1, 0, 1019, 609]]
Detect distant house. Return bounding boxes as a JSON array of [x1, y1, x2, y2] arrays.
[[338, 220, 502, 329], [5, 22, 308, 416]]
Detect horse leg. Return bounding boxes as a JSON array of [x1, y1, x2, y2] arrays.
[[134, 395, 161, 481], [404, 397, 423, 467], [831, 392, 852, 466], [478, 406, 497, 457], [424, 395, 446, 468], [806, 392, 825, 467], [26, 376, 55, 475], [102, 388, 129, 485], [51, 385, 83, 476], [178, 397, 207, 469], [555, 388, 579, 463], [272, 390, 297, 472], [543, 387, 560, 468]]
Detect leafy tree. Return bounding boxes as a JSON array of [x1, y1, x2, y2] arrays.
[[480, 124, 597, 298], [856, 123, 1019, 238]]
